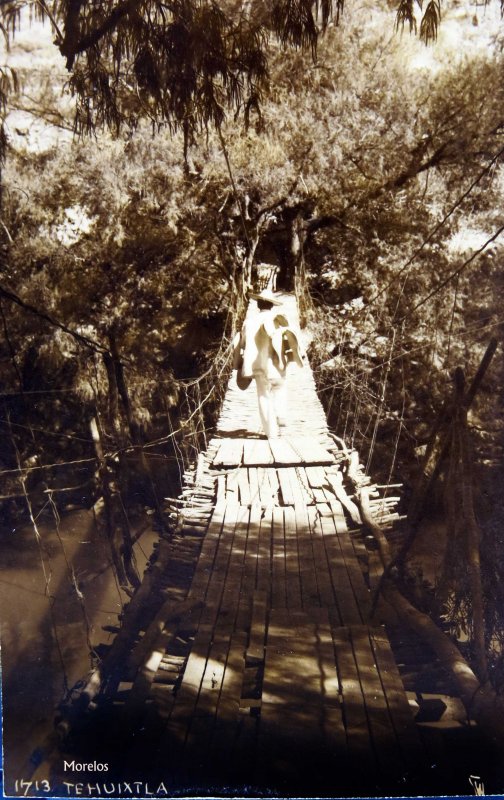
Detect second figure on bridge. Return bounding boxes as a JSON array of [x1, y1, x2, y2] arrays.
[[233, 289, 304, 438]]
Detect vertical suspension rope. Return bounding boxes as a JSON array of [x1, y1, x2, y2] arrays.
[[217, 125, 252, 290], [366, 328, 397, 473], [445, 274, 460, 368]]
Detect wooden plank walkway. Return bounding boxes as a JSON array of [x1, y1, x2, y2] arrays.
[[84, 292, 430, 797]]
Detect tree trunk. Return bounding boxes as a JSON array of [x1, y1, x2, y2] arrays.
[[460, 413, 488, 681], [276, 211, 303, 291], [109, 333, 136, 442], [103, 352, 122, 438], [90, 415, 128, 587], [109, 333, 165, 526], [383, 581, 504, 751], [352, 461, 503, 751]]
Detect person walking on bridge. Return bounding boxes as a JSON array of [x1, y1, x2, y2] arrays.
[[233, 289, 304, 439]]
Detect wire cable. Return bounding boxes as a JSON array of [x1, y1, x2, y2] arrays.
[[400, 223, 504, 322], [351, 141, 504, 320]]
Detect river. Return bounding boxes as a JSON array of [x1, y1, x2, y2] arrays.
[[0, 507, 157, 794]]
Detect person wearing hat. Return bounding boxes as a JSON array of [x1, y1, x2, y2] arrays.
[[232, 289, 304, 438]]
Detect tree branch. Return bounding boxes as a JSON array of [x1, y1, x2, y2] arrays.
[[0, 282, 108, 354], [60, 0, 140, 68]]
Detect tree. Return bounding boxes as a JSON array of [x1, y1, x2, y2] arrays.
[[2, 0, 504, 755], [0, 0, 466, 161]]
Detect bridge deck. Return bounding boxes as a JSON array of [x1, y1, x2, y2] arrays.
[[63, 294, 430, 796], [115, 293, 429, 796]]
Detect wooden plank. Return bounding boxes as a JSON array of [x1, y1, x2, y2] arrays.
[[289, 436, 334, 464], [265, 607, 291, 648], [331, 626, 377, 776], [327, 493, 348, 532], [350, 625, 407, 781], [247, 589, 268, 664], [293, 612, 347, 779], [203, 502, 241, 617], [259, 610, 346, 792], [124, 627, 172, 717], [349, 528, 368, 560], [231, 708, 259, 786], [178, 631, 246, 786], [220, 505, 250, 621], [181, 631, 233, 784], [286, 466, 306, 508], [256, 439, 275, 465], [193, 632, 231, 705], [309, 506, 339, 613], [294, 504, 320, 608], [258, 466, 279, 507], [277, 468, 294, 505], [243, 438, 274, 465], [329, 499, 371, 618], [319, 506, 362, 625], [257, 467, 271, 506], [295, 466, 316, 505], [289, 610, 343, 714], [263, 611, 336, 709], [129, 597, 204, 672], [239, 501, 261, 605], [369, 627, 426, 771], [257, 702, 318, 788], [257, 507, 273, 595], [157, 623, 214, 768], [271, 507, 286, 608], [177, 624, 214, 693], [237, 469, 251, 505], [305, 465, 327, 488], [283, 505, 302, 608], [243, 438, 261, 466], [312, 486, 327, 503], [188, 504, 227, 600], [248, 467, 260, 505], [213, 438, 244, 467], [268, 437, 303, 465], [225, 469, 239, 502], [216, 474, 226, 505], [210, 632, 247, 765], [262, 610, 298, 705], [269, 467, 280, 497]]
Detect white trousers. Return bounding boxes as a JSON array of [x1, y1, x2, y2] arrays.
[[254, 372, 287, 438]]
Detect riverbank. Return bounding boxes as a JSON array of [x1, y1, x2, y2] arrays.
[[0, 507, 157, 792]]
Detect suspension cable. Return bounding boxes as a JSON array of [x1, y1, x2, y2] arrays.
[[350, 141, 504, 321], [400, 222, 504, 322]]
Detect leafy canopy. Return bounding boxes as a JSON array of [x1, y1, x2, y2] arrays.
[[0, 0, 459, 150]]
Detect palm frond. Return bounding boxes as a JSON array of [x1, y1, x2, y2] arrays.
[[395, 0, 417, 34], [271, 0, 318, 55], [419, 0, 441, 43]]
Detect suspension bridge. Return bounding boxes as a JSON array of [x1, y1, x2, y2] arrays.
[[43, 292, 444, 797]]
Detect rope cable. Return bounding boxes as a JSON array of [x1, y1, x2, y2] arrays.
[[366, 328, 396, 472], [46, 488, 97, 666], [400, 222, 504, 321], [383, 342, 406, 492], [0, 283, 108, 355], [352, 140, 504, 320], [319, 314, 504, 393], [445, 274, 460, 367]]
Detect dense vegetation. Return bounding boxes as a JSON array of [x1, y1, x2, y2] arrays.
[[1, 0, 504, 720]]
